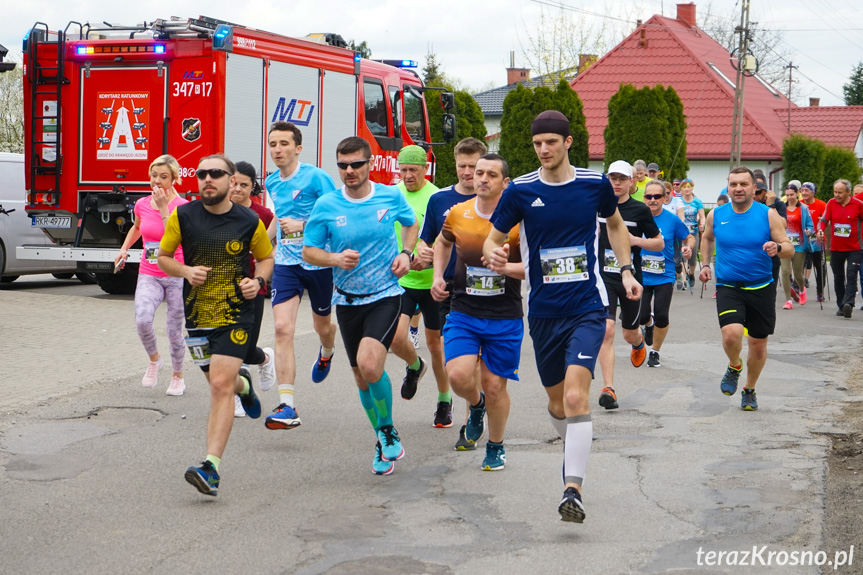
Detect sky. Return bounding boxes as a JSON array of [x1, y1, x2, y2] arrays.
[[2, 0, 861, 106]]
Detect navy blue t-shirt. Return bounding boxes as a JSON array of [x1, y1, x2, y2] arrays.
[[419, 185, 476, 280], [491, 167, 618, 318]]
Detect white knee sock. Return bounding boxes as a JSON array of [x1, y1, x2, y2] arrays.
[[548, 409, 567, 440], [564, 415, 593, 487]]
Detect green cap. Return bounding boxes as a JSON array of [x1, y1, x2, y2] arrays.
[[398, 145, 427, 166]]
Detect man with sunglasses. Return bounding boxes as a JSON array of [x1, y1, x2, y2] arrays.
[[264, 121, 338, 432], [158, 155, 274, 496], [303, 136, 419, 475], [596, 162, 663, 410]]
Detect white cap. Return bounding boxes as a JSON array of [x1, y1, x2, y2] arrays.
[[607, 160, 633, 177]]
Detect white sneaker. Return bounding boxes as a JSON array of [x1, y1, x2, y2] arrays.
[[409, 330, 419, 349], [234, 395, 246, 418], [166, 376, 185, 396], [257, 347, 276, 391], [142, 359, 162, 388]]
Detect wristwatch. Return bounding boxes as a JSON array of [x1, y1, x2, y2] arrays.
[[400, 249, 415, 263], [256, 276, 267, 291], [620, 264, 635, 275]]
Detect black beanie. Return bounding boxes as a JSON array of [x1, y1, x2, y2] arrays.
[[531, 110, 570, 138]]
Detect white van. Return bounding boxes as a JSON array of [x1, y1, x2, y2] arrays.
[[0, 153, 92, 283]]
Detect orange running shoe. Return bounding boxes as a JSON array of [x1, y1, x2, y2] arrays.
[[599, 387, 619, 410], [630, 337, 647, 367]]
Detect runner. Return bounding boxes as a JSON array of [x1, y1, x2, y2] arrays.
[[114, 154, 188, 395], [484, 110, 641, 523], [698, 166, 792, 411], [817, 179, 863, 318], [638, 180, 694, 367], [419, 137, 487, 449], [230, 161, 277, 417], [387, 145, 450, 429], [431, 153, 523, 470], [779, 184, 814, 310], [302, 136, 418, 475], [678, 179, 704, 290], [596, 163, 662, 410], [800, 183, 827, 302], [158, 154, 274, 496], [263, 121, 339, 431]]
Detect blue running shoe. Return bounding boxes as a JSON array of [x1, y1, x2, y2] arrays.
[[185, 461, 219, 496], [465, 393, 486, 444], [720, 364, 742, 396], [238, 368, 261, 418], [558, 486, 586, 523], [482, 442, 506, 471], [741, 388, 758, 411], [265, 403, 301, 430], [377, 424, 405, 462], [311, 348, 333, 383], [372, 441, 394, 475]]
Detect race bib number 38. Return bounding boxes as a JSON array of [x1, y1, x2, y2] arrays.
[[465, 266, 504, 296], [540, 246, 588, 283]]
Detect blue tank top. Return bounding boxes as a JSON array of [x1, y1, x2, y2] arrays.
[[713, 202, 773, 288]]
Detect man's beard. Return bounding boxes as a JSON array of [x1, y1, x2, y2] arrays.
[[202, 188, 228, 206]]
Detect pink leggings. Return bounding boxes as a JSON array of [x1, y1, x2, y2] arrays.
[[135, 273, 185, 372]]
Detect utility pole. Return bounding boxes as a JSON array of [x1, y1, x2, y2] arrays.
[[729, 0, 752, 169], [785, 61, 798, 131]]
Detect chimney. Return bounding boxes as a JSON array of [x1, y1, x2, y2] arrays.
[[639, 25, 648, 48], [578, 54, 597, 73], [809, 97, 820, 107], [505, 51, 530, 85], [677, 3, 696, 28]]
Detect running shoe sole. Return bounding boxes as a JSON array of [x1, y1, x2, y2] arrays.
[[558, 495, 586, 523], [454, 425, 476, 451], [265, 418, 302, 430], [844, 304, 853, 318], [598, 389, 619, 410], [482, 462, 505, 471], [184, 467, 218, 496]]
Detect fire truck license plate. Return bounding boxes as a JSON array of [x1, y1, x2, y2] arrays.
[[31, 216, 72, 228]]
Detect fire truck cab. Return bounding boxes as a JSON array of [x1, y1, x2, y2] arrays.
[[21, 17, 454, 293]]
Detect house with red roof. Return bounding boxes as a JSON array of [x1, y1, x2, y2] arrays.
[[567, 2, 863, 201]]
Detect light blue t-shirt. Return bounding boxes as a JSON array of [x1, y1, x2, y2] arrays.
[[304, 183, 416, 306], [641, 209, 691, 286], [682, 197, 704, 234], [265, 162, 337, 269]]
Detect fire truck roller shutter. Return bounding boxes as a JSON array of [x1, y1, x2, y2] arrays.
[[320, 71, 357, 184], [266, 61, 320, 175], [225, 54, 265, 183]]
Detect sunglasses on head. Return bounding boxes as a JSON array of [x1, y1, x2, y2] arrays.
[[196, 168, 230, 180], [644, 194, 664, 200], [336, 159, 370, 170]]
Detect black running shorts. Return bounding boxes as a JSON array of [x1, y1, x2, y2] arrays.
[[715, 283, 776, 339], [336, 295, 402, 367]]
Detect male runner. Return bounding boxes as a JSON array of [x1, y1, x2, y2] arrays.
[[264, 121, 338, 431], [388, 145, 450, 428], [800, 183, 827, 301], [639, 180, 694, 367], [303, 136, 418, 475], [631, 160, 648, 202], [596, 162, 662, 410], [431, 153, 523, 470], [698, 167, 792, 411], [485, 110, 641, 523], [817, 179, 863, 318], [419, 137, 487, 448], [158, 155, 274, 496]]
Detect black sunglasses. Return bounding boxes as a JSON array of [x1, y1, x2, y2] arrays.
[[336, 160, 370, 170], [644, 194, 664, 200], [196, 168, 230, 180]]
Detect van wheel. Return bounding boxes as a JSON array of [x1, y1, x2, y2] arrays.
[[76, 272, 98, 284], [52, 273, 75, 280], [0, 246, 17, 283], [94, 263, 138, 294]]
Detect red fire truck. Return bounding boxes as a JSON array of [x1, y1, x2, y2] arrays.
[[21, 17, 454, 293]]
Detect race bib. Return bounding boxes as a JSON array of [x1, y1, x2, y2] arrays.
[[687, 221, 698, 234], [834, 223, 851, 238], [184, 336, 212, 367], [603, 249, 621, 273], [642, 254, 665, 274], [280, 230, 304, 246], [465, 266, 504, 296], [539, 246, 588, 283], [144, 241, 160, 264], [787, 232, 800, 246]]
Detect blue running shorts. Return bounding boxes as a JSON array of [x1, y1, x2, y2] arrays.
[[528, 308, 607, 387], [443, 311, 524, 380], [271, 264, 333, 316]]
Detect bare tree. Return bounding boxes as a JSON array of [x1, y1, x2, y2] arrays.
[[698, 1, 800, 100], [0, 55, 24, 153]]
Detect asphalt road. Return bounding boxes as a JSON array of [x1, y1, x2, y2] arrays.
[[1, 274, 862, 574]]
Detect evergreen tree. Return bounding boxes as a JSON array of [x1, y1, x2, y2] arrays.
[[782, 134, 826, 198], [423, 51, 443, 85], [553, 80, 589, 168], [822, 145, 862, 193], [843, 62, 863, 106], [347, 40, 372, 59], [659, 86, 689, 180]]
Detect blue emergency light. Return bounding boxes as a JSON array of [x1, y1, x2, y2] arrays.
[[154, 45, 165, 53], [213, 24, 233, 52], [76, 46, 86, 55], [400, 60, 417, 68]]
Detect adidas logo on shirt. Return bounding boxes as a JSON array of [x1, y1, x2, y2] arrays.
[[531, 198, 545, 207]]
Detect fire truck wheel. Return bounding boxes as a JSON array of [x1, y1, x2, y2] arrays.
[[94, 263, 138, 295], [76, 272, 98, 285], [52, 273, 75, 280]]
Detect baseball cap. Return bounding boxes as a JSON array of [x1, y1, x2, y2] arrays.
[[788, 179, 802, 189], [673, 178, 681, 184], [647, 162, 660, 172], [607, 160, 633, 177], [755, 182, 769, 193], [785, 183, 799, 192], [397, 145, 427, 166]]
